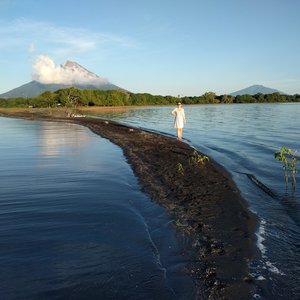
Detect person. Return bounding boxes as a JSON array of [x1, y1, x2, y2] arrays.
[[171, 102, 186, 141]]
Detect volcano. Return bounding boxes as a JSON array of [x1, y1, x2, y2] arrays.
[[0, 61, 123, 98]]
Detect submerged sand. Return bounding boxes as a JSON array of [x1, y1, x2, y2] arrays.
[[0, 108, 258, 299]]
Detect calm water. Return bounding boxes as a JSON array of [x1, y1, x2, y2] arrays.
[[89, 103, 300, 300], [0, 118, 195, 300]]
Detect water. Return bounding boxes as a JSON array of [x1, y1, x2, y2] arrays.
[[88, 103, 300, 299], [0, 118, 195, 300]]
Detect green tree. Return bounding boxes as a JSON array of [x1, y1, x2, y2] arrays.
[[202, 92, 217, 103], [218, 94, 234, 104], [55, 88, 82, 107], [234, 95, 256, 103]]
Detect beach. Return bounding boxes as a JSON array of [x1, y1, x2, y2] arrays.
[[0, 108, 258, 299]]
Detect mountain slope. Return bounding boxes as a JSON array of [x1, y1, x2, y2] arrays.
[[0, 81, 122, 99], [230, 85, 285, 96], [0, 61, 123, 98]]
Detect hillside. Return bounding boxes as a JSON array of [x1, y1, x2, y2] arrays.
[[230, 84, 285, 96]]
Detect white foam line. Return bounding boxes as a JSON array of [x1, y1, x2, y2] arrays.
[[255, 218, 285, 276], [256, 218, 266, 255]]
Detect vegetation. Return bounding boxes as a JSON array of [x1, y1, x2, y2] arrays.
[[176, 150, 209, 177], [275, 146, 298, 190], [176, 162, 184, 175], [0, 87, 299, 108], [190, 150, 209, 165]]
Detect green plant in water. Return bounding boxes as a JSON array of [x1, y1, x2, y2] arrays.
[[176, 162, 184, 175], [274, 146, 298, 190], [191, 150, 209, 165]]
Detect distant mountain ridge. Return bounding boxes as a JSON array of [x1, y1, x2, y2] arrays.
[[230, 85, 285, 96], [0, 61, 123, 99]]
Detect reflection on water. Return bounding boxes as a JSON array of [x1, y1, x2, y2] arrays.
[[0, 117, 195, 300], [88, 103, 300, 300], [38, 123, 89, 156]]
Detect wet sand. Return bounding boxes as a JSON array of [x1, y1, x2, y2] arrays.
[[0, 108, 258, 299]]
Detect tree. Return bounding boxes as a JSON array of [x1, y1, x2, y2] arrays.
[[218, 94, 234, 104], [55, 88, 82, 107], [253, 93, 264, 103], [202, 92, 217, 103], [234, 95, 256, 103]]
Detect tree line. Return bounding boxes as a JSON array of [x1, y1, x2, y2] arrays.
[[0, 88, 299, 108]]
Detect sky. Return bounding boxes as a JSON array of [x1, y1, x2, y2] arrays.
[[0, 0, 299, 96]]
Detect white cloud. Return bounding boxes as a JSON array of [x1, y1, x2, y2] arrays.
[[0, 18, 137, 57], [32, 55, 108, 85]]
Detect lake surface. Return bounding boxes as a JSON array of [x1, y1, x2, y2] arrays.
[[0, 118, 195, 300], [89, 103, 300, 300]]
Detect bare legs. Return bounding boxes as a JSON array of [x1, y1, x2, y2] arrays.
[[177, 128, 183, 141]]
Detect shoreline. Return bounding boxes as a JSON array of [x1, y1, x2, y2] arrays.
[[0, 108, 258, 299]]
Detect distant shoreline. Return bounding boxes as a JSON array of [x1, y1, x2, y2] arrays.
[[0, 108, 258, 299]]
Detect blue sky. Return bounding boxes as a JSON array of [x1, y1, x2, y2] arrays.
[[0, 0, 299, 96]]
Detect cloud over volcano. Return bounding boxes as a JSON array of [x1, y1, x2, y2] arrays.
[[32, 55, 108, 85]]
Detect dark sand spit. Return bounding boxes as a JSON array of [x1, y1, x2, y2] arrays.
[[0, 108, 258, 299]]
